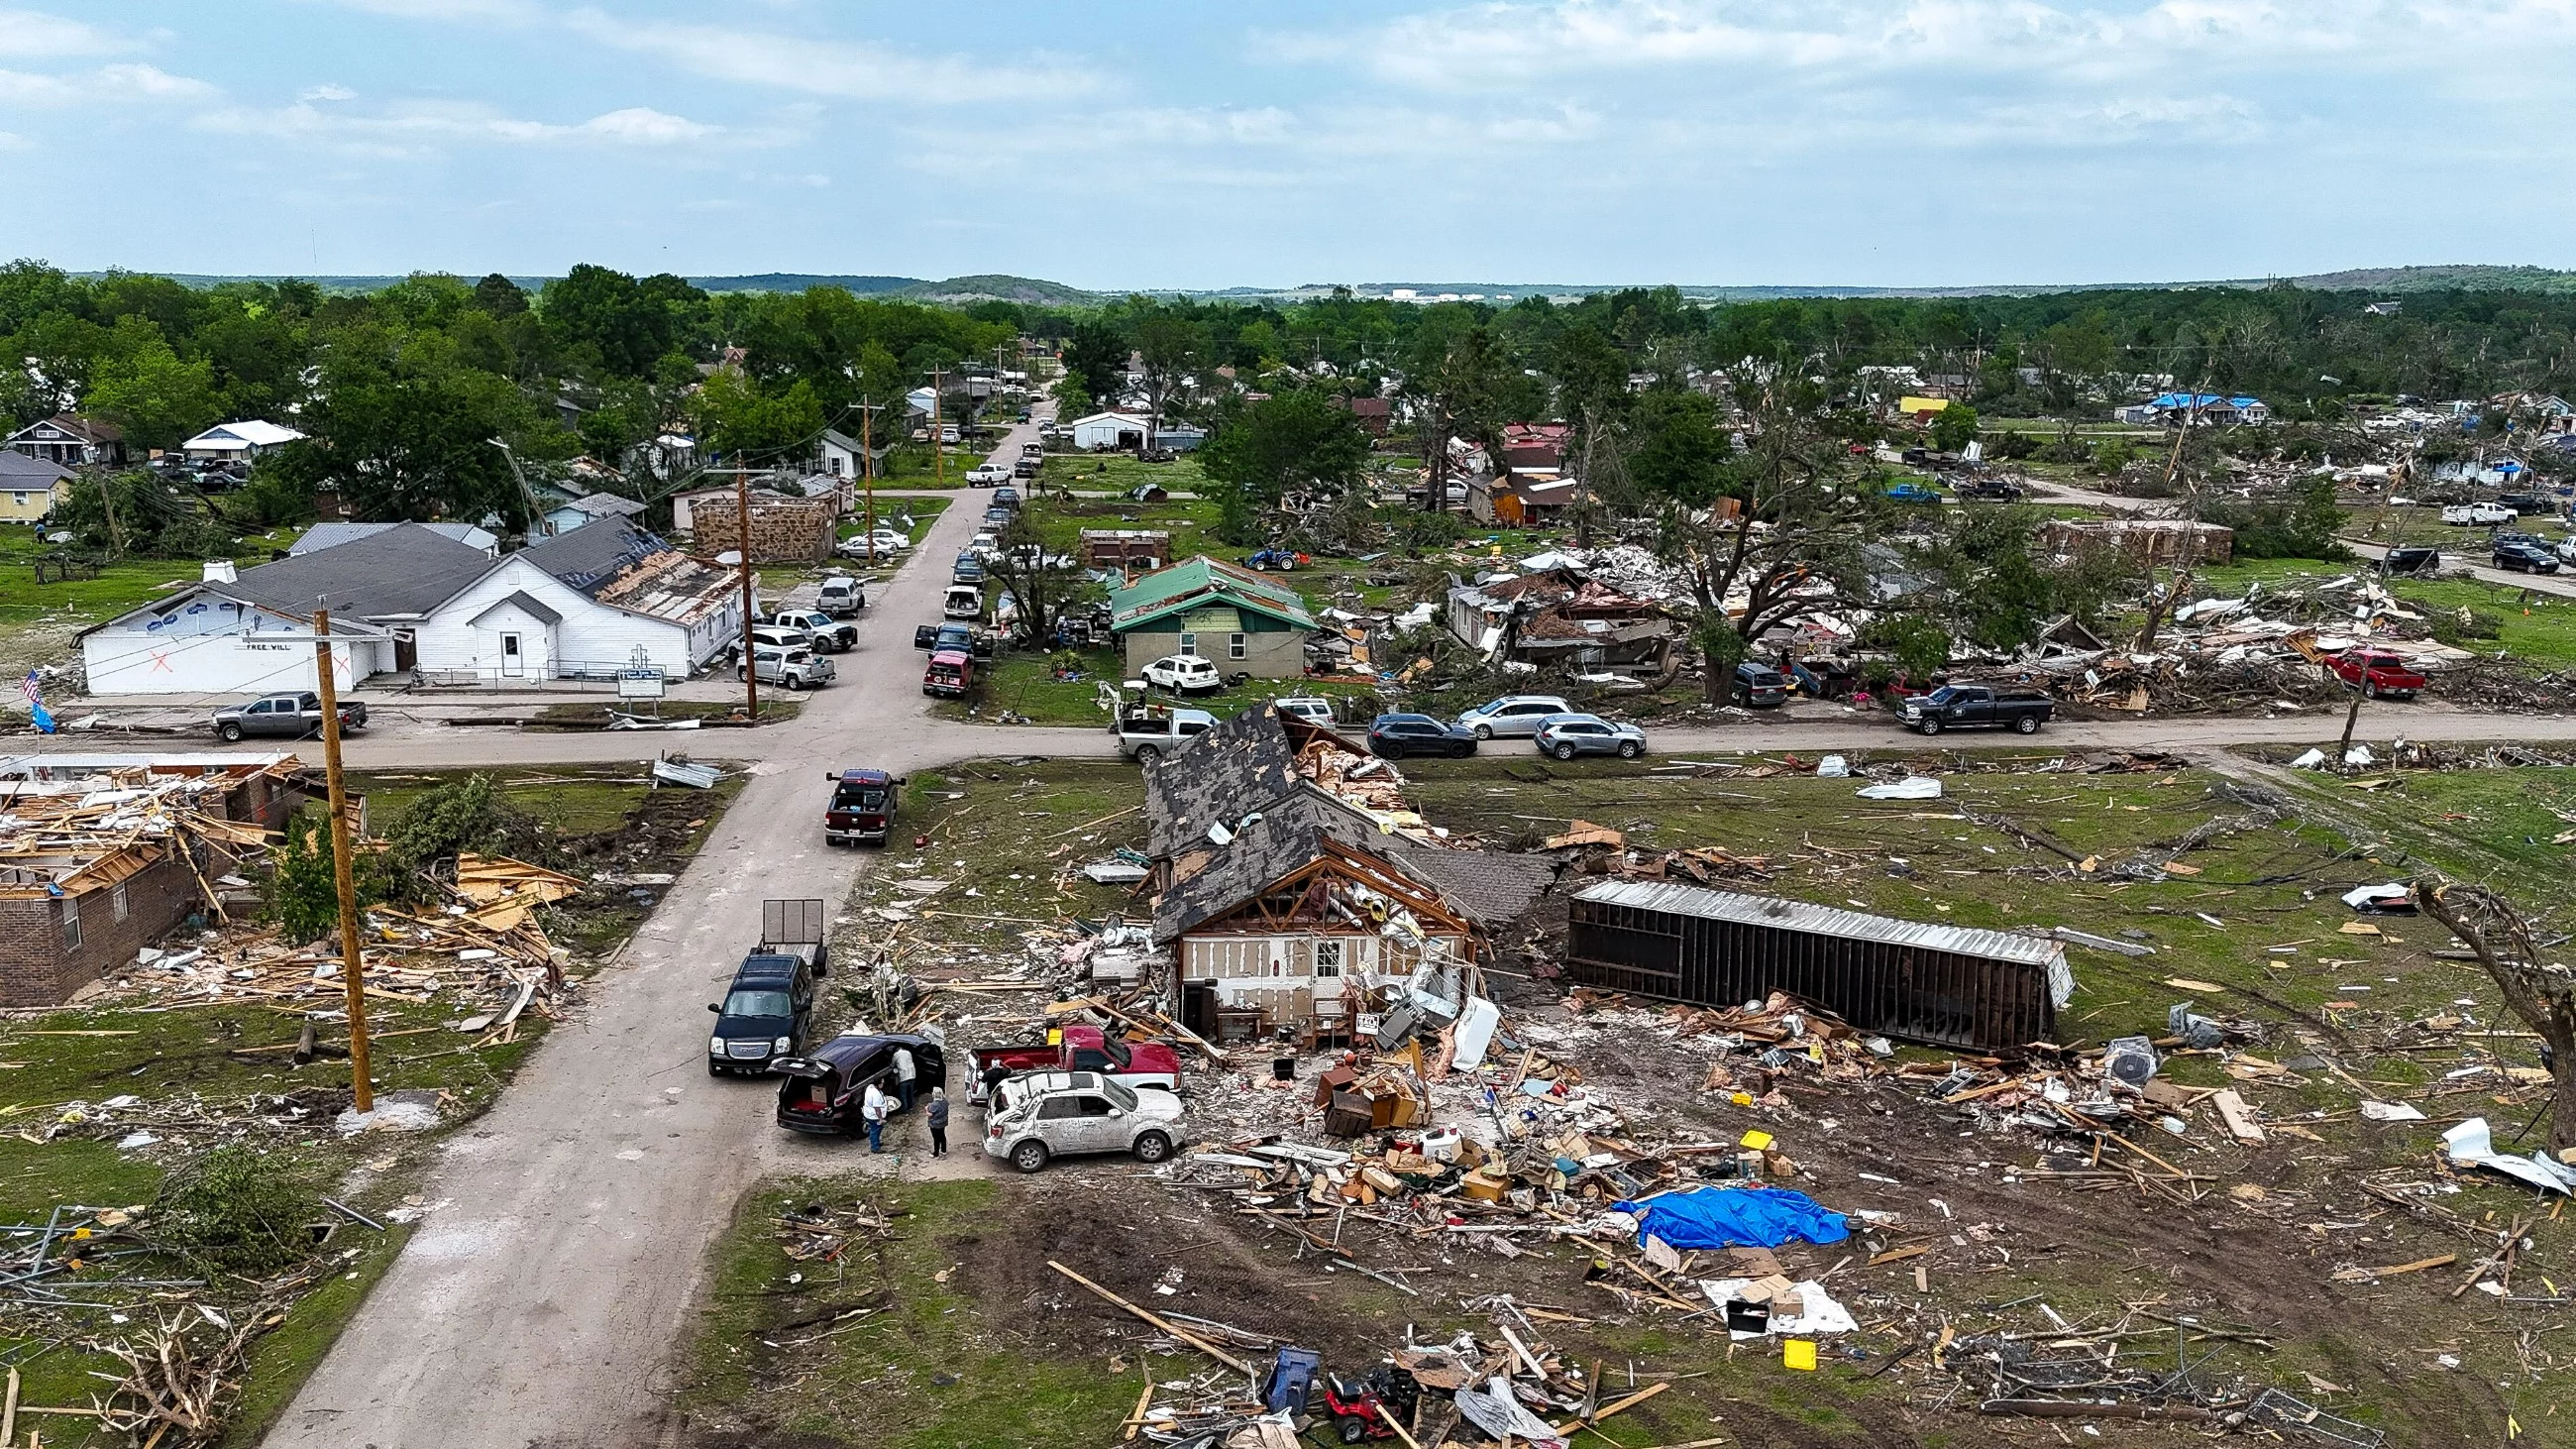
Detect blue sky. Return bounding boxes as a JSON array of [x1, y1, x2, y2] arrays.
[[4, 1, 2572, 289]]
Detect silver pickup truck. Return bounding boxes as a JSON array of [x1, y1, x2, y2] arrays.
[[1112, 704, 1215, 763]]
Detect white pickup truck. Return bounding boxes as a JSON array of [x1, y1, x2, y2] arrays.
[[2442, 502, 2516, 526], [966, 464, 1011, 487]]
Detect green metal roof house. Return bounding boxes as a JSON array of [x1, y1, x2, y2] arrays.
[[1109, 556, 1317, 679]]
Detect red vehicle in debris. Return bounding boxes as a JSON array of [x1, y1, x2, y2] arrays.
[[922, 648, 973, 698], [967, 1024, 1183, 1104], [2323, 648, 2427, 700], [822, 767, 897, 847]]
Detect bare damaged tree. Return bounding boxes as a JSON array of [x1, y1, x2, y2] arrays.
[[2415, 878, 2576, 1153]]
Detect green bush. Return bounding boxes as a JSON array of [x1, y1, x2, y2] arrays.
[[2431, 606, 2504, 645], [268, 817, 385, 944], [157, 1146, 316, 1277], [1391, 509, 1468, 552], [381, 773, 563, 896]]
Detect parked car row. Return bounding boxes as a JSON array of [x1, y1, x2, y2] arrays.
[[1365, 707, 1648, 761]]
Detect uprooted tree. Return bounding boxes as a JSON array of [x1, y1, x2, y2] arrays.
[[2415, 878, 2576, 1153]]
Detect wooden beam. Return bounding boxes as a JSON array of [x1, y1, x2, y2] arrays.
[[1046, 1261, 1253, 1375]]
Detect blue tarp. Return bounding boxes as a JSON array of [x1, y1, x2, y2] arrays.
[[1614, 1186, 1849, 1251]]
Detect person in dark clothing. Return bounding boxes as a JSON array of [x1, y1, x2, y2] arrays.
[[981, 1060, 1010, 1104], [926, 1087, 950, 1157]]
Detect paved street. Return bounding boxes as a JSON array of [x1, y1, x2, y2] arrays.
[[262, 416, 1054, 1449], [11, 423, 2565, 1448]]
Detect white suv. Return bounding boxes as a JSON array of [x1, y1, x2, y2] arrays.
[[1141, 654, 1226, 694], [1456, 694, 1573, 739]]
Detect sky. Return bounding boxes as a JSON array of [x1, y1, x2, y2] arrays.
[[4, 1, 2574, 290]]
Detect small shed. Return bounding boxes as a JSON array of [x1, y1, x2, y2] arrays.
[[1564, 880, 2072, 1051]]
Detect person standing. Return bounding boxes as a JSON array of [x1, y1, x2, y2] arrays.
[[926, 1086, 950, 1157], [861, 1078, 888, 1154], [893, 1044, 917, 1111]]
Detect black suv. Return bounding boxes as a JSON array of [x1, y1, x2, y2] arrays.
[[1732, 662, 1789, 707], [2493, 539, 2560, 574], [2379, 546, 2440, 576], [1367, 713, 1477, 759], [707, 953, 820, 1075]]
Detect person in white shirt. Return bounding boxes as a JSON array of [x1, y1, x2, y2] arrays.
[[894, 1046, 917, 1111], [861, 1080, 888, 1153]]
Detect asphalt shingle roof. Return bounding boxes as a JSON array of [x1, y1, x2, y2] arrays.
[[219, 522, 496, 621], [1110, 556, 1314, 633]]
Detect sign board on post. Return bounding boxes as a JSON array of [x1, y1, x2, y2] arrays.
[[617, 668, 666, 700]]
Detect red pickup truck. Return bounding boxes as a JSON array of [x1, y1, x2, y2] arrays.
[[2323, 648, 2427, 700], [968, 1024, 1183, 1104]]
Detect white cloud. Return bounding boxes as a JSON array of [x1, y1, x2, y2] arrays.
[[561, 8, 1099, 104], [0, 63, 217, 108], [193, 98, 724, 154], [0, 9, 142, 60], [300, 83, 359, 102]]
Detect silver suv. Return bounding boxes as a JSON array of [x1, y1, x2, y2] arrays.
[[1456, 694, 1573, 739], [983, 1077, 1184, 1172]]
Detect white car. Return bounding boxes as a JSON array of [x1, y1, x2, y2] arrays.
[[984, 1077, 1184, 1173], [1274, 697, 1337, 726], [966, 464, 1011, 487], [1141, 654, 1227, 694], [1456, 694, 1574, 739], [2442, 502, 2515, 526], [837, 529, 910, 559], [966, 530, 1002, 561]]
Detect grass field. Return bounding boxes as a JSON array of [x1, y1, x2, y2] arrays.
[[682, 747, 2576, 1448], [0, 526, 293, 681], [0, 763, 744, 1446]]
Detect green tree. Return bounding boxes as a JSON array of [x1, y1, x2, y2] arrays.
[[281, 323, 537, 527], [1061, 319, 1127, 406], [542, 265, 704, 377], [694, 369, 824, 462], [1198, 390, 1373, 542], [1929, 402, 1979, 453]]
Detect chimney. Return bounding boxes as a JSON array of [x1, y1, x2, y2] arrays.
[[202, 559, 238, 584]]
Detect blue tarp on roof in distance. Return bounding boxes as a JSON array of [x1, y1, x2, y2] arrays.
[[1614, 1186, 1850, 1251]]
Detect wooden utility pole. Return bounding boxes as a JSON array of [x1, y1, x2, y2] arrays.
[[858, 402, 880, 564], [931, 368, 945, 483], [312, 605, 374, 1114], [735, 470, 757, 721]]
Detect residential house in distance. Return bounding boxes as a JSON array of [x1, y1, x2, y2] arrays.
[[0, 451, 75, 523], [1465, 471, 1578, 527], [1334, 395, 1392, 435], [539, 491, 647, 538], [80, 524, 494, 694], [288, 521, 500, 559], [2116, 392, 2271, 427], [6, 414, 124, 469], [1895, 395, 1952, 423], [818, 427, 868, 480], [181, 420, 305, 463], [1109, 556, 1316, 678], [1144, 704, 1555, 1042], [1497, 422, 1569, 471], [1066, 411, 1206, 452]]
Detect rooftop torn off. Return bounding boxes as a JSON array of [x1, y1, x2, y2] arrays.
[[1564, 879, 2074, 1052]]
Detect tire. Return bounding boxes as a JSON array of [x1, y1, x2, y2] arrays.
[[1451, 741, 1473, 758], [1131, 1131, 1173, 1164], [735, 667, 747, 681], [2013, 714, 2041, 734], [785, 675, 806, 692], [1010, 1140, 1050, 1173], [1338, 1416, 1368, 1444], [1379, 742, 1404, 760], [2363, 680, 2380, 699], [1617, 739, 1642, 759], [1919, 717, 1944, 735], [1552, 742, 1576, 761], [218, 723, 242, 742], [1133, 743, 1161, 763], [1472, 724, 1493, 739]]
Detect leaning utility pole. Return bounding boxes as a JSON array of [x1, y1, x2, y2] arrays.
[[312, 604, 374, 1114], [857, 402, 881, 564], [735, 469, 757, 721]]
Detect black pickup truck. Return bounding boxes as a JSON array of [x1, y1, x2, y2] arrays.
[[1898, 684, 2053, 735], [912, 621, 997, 658]]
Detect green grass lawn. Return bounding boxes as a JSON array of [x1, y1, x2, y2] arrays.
[[0, 764, 746, 1445], [0, 527, 303, 681], [934, 646, 1384, 725]]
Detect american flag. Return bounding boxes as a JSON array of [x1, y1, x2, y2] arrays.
[[23, 670, 54, 734], [18, 670, 37, 706]]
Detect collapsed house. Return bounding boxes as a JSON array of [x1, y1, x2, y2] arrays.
[[1446, 564, 1679, 674], [1465, 471, 1579, 527], [2039, 518, 2235, 566], [1144, 705, 1555, 1044], [1563, 880, 2073, 1052], [0, 753, 306, 1006]]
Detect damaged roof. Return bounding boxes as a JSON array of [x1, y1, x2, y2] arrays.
[[1571, 879, 2067, 969], [1111, 556, 1316, 633], [208, 523, 495, 622]]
